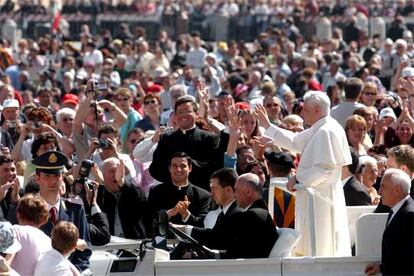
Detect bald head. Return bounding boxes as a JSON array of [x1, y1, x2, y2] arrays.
[[234, 173, 263, 208]]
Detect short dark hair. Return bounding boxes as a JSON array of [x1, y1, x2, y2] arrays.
[[344, 78, 363, 100], [236, 145, 253, 156], [0, 154, 13, 165], [174, 95, 198, 112], [169, 152, 192, 167], [98, 123, 119, 139], [211, 168, 238, 190], [31, 133, 59, 157]]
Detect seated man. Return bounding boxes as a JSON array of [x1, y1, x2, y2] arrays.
[[342, 147, 372, 206], [148, 152, 211, 228], [174, 173, 278, 259], [183, 168, 242, 250], [97, 157, 149, 239], [365, 169, 414, 275]]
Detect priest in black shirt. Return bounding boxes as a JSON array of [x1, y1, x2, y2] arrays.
[[148, 152, 211, 229], [149, 95, 222, 191]]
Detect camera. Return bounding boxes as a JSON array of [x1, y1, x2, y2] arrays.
[[33, 122, 43, 129], [98, 139, 111, 149], [73, 159, 95, 195], [97, 83, 107, 91]]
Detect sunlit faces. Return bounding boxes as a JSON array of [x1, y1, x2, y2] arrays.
[[0, 162, 16, 184], [37, 173, 63, 194], [210, 178, 227, 206], [169, 157, 192, 185], [175, 102, 196, 130]]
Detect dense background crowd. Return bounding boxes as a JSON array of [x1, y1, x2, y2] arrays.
[[0, 0, 413, 275]]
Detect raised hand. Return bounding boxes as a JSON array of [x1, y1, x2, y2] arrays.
[[115, 159, 125, 187], [399, 77, 414, 94], [254, 104, 271, 129]]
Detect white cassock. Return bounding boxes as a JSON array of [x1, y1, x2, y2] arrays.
[[265, 116, 352, 257]]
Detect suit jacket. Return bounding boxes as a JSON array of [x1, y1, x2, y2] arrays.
[[89, 212, 111, 246], [149, 127, 222, 191], [40, 199, 92, 272], [343, 176, 372, 206], [97, 182, 149, 239], [224, 199, 278, 259], [191, 200, 242, 249], [381, 197, 414, 275], [148, 182, 211, 229]]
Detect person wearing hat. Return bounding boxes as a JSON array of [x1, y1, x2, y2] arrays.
[[32, 151, 91, 272], [264, 151, 296, 228], [0, 99, 17, 147], [0, 221, 21, 275]]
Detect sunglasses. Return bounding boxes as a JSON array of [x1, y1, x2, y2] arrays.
[[363, 92, 377, 96], [266, 103, 279, 108], [144, 100, 157, 105], [62, 117, 74, 122], [117, 97, 130, 102]]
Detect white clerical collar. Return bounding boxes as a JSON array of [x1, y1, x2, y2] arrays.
[[222, 199, 235, 215], [172, 182, 189, 190], [390, 195, 410, 222], [341, 175, 353, 187], [180, 126, 196, 135]]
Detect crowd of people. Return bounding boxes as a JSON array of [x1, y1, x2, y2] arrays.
[[0, 1, 412, 275]]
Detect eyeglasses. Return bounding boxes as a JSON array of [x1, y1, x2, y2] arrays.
[[129, 139, 138, 144], [144, 100, 157, 105], [62, 117, 74, 122], [363, 92, 377, 96], [176, 109, 194, 115], [117, 97, 130, 102], [266, 103, 279, 108]]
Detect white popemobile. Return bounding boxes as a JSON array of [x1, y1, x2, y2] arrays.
[[89, 183, 387, 276]]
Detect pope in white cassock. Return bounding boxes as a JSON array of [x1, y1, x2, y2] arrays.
[[255, 91, 352, 257]]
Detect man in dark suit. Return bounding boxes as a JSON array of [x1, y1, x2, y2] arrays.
[[342, 147, 371, 206], [179, 168, 242, 249], [148, 152, 211, 229], [84, 179, 111, 246], [365, 169, 414, 275], [97, 157, 149, 239], [375, 145, 414, 213], [149, 95, 222, 191], [32, 151, 91, 272], [227, 173, 279, 259]]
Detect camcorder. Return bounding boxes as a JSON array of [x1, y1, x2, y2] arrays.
[[73, 159, 95, 195]]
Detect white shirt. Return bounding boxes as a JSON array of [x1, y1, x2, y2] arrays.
[[389, 195, 411, 224], [34, 248, 72, 276], [341, 175, 353, 187]]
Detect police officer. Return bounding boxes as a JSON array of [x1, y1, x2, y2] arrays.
[[33, 151, 91, 272]]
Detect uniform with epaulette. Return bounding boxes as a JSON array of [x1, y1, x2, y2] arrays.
[[33, 151, 92, 272]]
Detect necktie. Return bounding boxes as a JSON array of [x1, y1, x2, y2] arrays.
[[50, 207, 58, 225], [215, 211, 225, 227], [386, 210, 394, 226]]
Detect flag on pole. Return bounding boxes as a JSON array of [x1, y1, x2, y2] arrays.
[[51, 1, 61, 33]]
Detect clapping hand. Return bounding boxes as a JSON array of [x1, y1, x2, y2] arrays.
[[176, 195, 191, 220]]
